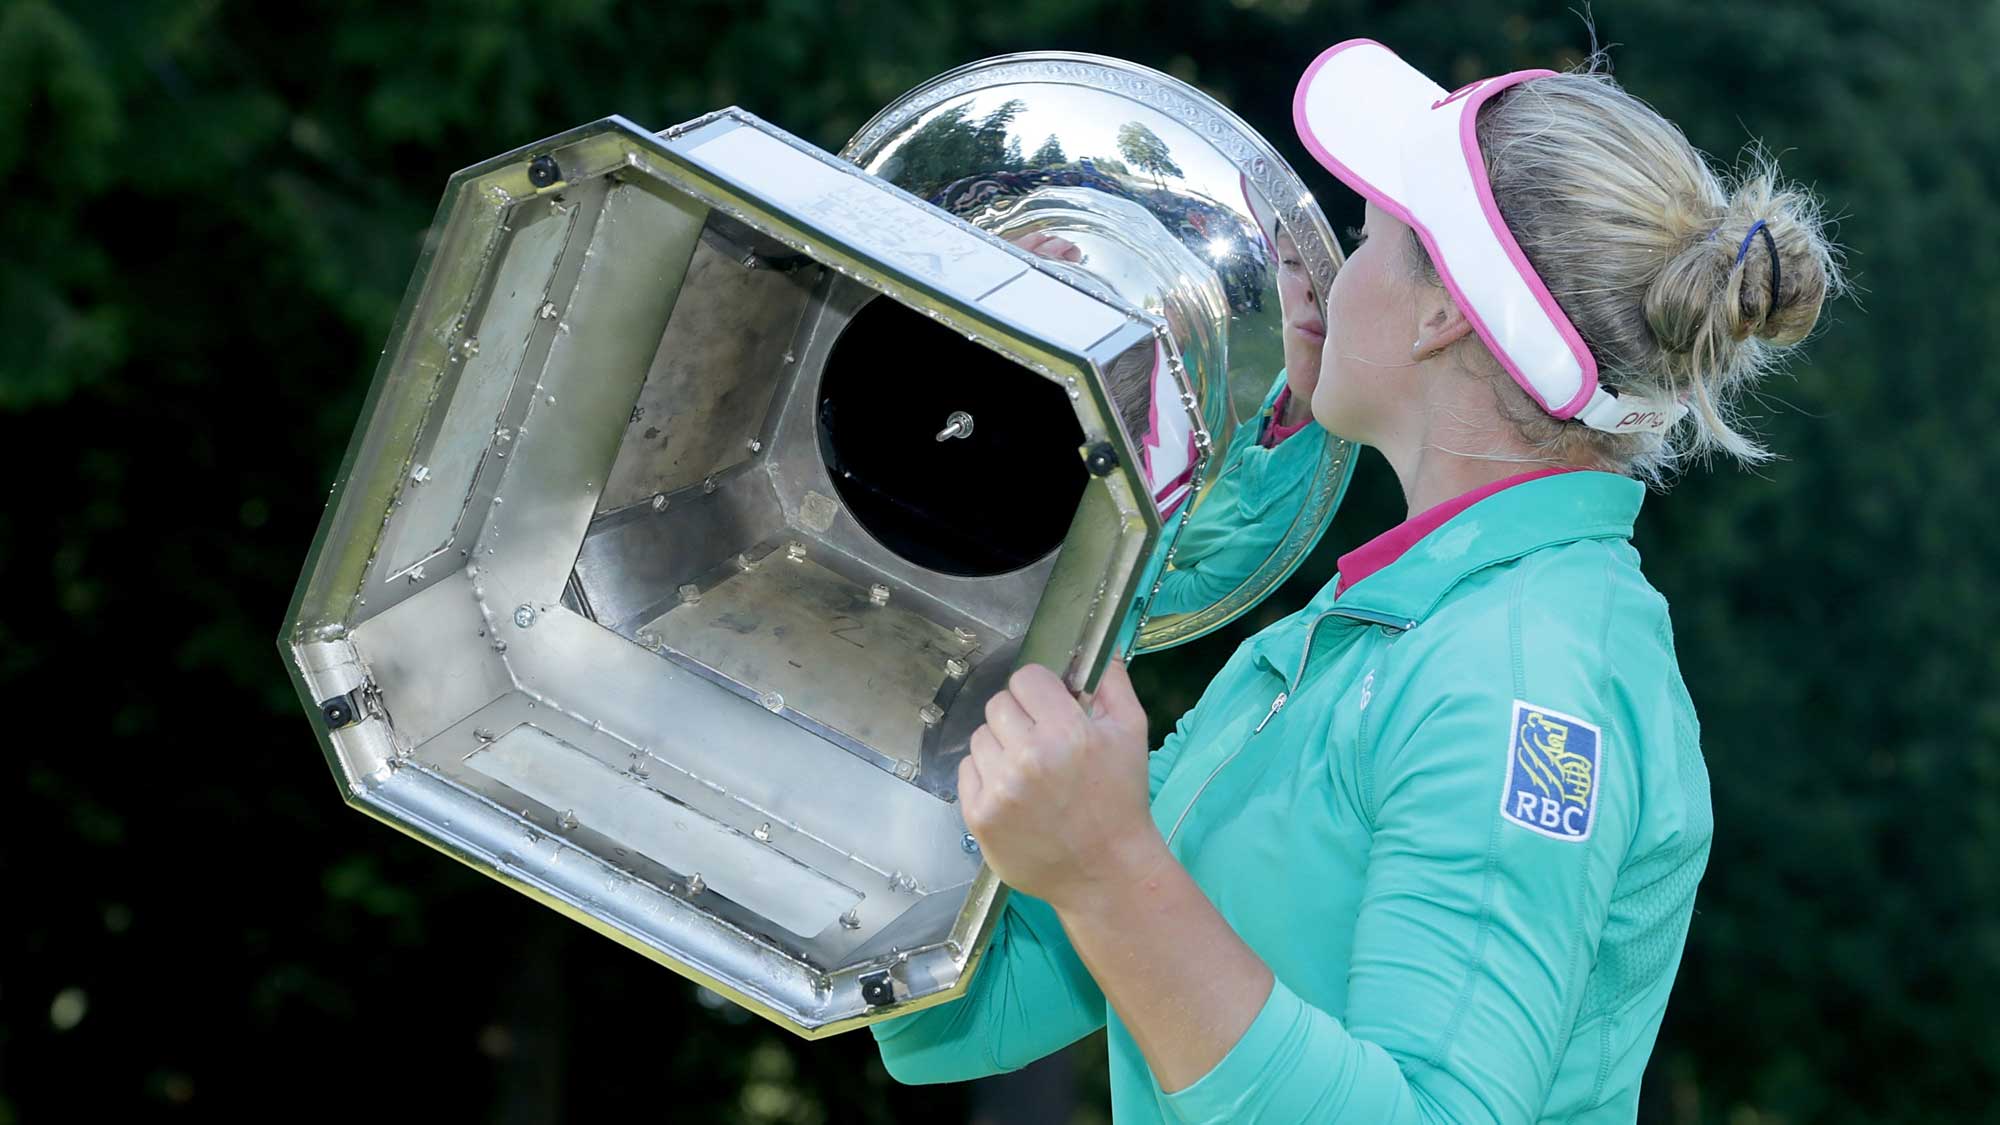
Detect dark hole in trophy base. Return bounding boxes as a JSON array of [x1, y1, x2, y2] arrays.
[[817, 297, 1088, 577]]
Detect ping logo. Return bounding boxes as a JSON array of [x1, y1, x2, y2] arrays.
[[1618, 410, 1668, 430], [1501, 701, 1601, 841]]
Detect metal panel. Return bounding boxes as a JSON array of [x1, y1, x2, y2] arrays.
[[466, 724, 863, 938]]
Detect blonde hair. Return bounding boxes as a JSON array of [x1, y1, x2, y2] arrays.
[[1410, 65, 1845, 482]]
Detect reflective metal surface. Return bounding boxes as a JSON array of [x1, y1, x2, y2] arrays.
[[281, 109, 1176, 1038], [846, 53, 1356, 652]]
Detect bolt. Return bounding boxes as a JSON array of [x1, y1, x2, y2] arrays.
[[935, 410, 975, 442], [677, 583, 701, 605], [961, 833, 980, 855], [410, 464, 431, 484], [746, 438, 762, 453], [651, 493, 667, 511], [786, 541, 807, 562], [869, 583, 890, 606], [514, 604, 537, 628], [954, 626, 978, 645], [702, 476, 718, 494], [685, 872, 705, 895], [753, 822, 772, 843], [918, 704, 944, 728], [760, 691, 785, 713], [527, 154, 562, 188], [559, 809, 578, 831], [945, 657, 968, 679], [840, 907, 861, 930]]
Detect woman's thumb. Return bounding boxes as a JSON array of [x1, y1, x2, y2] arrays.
[[1086, 657, 1147, 733]]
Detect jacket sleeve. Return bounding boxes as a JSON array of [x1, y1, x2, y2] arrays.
[[1156, 648, 1635, 1123], [872, 686, 1210, 1084]]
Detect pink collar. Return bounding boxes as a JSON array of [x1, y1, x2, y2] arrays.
[[1335, 467, 1580, 597], [1261, 388, 1314, 448]]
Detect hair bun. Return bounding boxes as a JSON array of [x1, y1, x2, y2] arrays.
[[1645, 164, 1833, 363]]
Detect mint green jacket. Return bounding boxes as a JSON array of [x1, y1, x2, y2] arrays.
[[872, 471, 1713, 1123]]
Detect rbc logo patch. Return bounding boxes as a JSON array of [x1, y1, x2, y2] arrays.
[[1501, 701, 1601, 841]]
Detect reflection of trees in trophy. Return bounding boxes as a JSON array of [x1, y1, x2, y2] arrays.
[[873, 98, 1029, 200], [1115, 121, 1185, 186], [1029, 134, 1067, 167]]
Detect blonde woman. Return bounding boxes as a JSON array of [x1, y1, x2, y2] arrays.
[[876, 39, 1838, 1123]]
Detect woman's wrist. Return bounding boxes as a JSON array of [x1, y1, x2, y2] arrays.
[[1044, 826, 1178, 923]]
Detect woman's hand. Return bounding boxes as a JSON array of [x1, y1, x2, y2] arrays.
[[957, 658, 1167, 909]]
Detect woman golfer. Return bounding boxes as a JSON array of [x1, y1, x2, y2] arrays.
[[875, 39, 1838, 1122]]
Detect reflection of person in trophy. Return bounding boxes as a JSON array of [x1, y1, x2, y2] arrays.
[[1144, 223, 1331, 617], [878, 37, 1840, 1122]]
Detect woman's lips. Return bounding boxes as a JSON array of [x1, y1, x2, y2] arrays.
[[1290, 320, 1327, 343]]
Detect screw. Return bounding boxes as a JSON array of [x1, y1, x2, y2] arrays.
[[702, 476, 718, 494], [746, 438, 762, 453], [677, 584, 702, 605], [918, 704, 944, 727], [840, 907, 862, 931], [651, 493, 667, 511], [685, 872, 705, 895], [961, 833, 980, 855], [760, 691, 784, 713], [935, 410, 975, 442], [945, 657, 968, 679], [786, 541, 807, 562], [753, 822, 771, 843], [1084, 441, 1120, 477], [514, 604, 537, 628], [869, 583, 890, 606], [527, 154, 562, 188]]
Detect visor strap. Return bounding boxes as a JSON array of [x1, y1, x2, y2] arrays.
[[1574, 386, 1690, 435]]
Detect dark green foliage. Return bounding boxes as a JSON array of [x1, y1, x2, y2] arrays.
[[5, 0, 1992, 1121]]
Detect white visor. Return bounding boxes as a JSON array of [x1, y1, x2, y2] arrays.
[[1293, 39, 1687, 435]]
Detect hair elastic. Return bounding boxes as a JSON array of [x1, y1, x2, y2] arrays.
[[1734, 219, 1782, 313]]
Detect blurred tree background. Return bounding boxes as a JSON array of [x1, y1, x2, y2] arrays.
[[5, 0, 1995, 1121]]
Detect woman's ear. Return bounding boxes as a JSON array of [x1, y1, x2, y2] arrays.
[[1410, 294, 1476, 361]]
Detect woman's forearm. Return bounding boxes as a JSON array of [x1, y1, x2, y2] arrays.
[[1051, 836, 1275, 1093]]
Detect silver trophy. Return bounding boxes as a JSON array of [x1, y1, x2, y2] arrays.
[[280, 52, 1351, 1037]]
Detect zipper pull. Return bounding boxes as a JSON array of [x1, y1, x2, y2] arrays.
[[1255, 691, 1289, 733]]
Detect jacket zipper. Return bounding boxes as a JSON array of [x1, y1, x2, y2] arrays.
[[1164, 607, 1413, 848]]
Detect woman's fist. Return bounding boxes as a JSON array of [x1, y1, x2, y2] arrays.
[[957, 658, 1164, 909]]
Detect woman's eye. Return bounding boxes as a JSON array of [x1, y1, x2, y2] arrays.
[[1281, 257, 1302, 268], [1345, 225, 1368, 246]]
